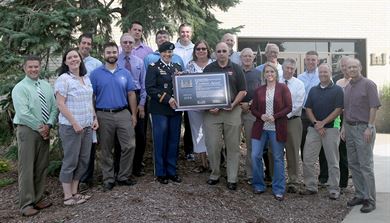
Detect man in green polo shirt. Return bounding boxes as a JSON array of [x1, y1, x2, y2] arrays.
[[12, 55, 58, 216]]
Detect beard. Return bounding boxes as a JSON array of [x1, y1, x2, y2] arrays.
[[105, 56, 118, 64]]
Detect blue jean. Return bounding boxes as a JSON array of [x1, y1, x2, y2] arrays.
[[252, 130, 286, 195], [151, 114, 182, 177]]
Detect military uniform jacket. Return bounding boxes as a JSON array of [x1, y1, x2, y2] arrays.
[[146, 59, 183, 116]]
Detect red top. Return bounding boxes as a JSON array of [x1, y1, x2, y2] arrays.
[[251, 83, 292, 142]]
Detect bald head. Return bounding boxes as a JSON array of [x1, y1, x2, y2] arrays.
[[346, 58, 362, 80], [215, 42, 230, 65]]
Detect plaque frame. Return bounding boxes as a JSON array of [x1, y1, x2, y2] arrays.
[[173, 72, 231, 111]]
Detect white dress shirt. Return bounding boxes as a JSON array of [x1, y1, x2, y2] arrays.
[[280, 76, 305, 118]]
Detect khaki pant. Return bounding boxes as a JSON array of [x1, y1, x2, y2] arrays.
[[241, 111, 255, 179], [17, 125, 49, 211], [303, 127, 340, 194], [204, 106, 242, 183], [97, 110, 135, 183], [285, 118, 302, 185]]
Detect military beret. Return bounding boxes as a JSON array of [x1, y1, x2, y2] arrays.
[[158, 42, 175, 52]]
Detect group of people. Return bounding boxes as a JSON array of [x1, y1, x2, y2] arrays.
[[12, 21, 380, 217]]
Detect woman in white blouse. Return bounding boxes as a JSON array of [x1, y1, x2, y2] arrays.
[[186, 40, 214, 173], [55, 49, 99, 206]]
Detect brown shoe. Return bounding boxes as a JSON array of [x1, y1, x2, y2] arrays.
[[35, 200, 53, 210], [21, 207, 39, 217]]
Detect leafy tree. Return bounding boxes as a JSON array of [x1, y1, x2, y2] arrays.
[[0, 0, 113, 145], [118, 0, 243, 47]]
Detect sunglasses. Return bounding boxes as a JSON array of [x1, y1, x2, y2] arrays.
[[196, 47, 207, 51], [122, 41, 133, 45], [216, 49, 228, 53]]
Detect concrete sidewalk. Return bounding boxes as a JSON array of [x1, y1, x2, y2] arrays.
[[342, 134, 390, 223]]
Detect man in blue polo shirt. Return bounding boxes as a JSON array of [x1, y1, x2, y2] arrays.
[[300, 63, 343, 200], [90, 42, 138, 191]]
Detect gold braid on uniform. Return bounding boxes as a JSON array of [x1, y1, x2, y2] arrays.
[[159, 92, 167, 103]]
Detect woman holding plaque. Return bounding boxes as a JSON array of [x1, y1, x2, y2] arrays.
[[145, 42, 183, 184], [186, 40, 214, 173], [251, 62, 291, 201]]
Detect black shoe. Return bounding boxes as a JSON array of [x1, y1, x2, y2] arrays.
[[156, 176, 168, 184], [287, 185, 298, 193], [133, 170, 146, 177], [299, 189, 317, 195], [347, 197, 365, 207], [360, 200, 376, 213], [207, 179, 219, 185], [168, 175, 182, 183], [117, 179, 137, 186], [103, 182, 115, 191], [227, 182, 237, 190]]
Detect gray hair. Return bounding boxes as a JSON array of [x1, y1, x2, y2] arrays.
[[265, 43, 279, 53], [336, 56, 351, 72], [282, 58, 297, 69], [240, 48, 254, 57]]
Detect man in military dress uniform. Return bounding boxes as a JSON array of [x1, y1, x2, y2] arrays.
[[145, 42, 183, 184]]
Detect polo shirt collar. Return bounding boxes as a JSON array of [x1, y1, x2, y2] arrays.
[[216, 59, 233, 69], [350, 75, 363, 84]]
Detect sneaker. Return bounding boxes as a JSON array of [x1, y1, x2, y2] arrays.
[[360, 200, 376, 213], [347, 197, 364, 207], [185, 153, 195, 161], [329, 192, 340, 200], [274, 194, 284, 201]]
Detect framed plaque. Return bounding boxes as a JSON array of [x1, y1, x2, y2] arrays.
[[174, 72, 231, 111]]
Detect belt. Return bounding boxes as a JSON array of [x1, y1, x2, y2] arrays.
[[96, 106, 127, 113], [346, 121, 367, 126], [288, 116, 300, 120]]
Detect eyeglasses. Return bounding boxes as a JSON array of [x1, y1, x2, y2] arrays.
[[122, 41, 133, 45], [216, 49, 228, 54], [196, 47, 207, 51]]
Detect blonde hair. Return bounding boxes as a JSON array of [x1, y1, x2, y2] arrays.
[[263, 62, 279, 83]]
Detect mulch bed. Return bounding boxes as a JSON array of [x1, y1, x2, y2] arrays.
[[0, 141, 353, 223]]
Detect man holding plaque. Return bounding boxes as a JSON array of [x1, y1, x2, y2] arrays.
[[203, 42, 247, 190]]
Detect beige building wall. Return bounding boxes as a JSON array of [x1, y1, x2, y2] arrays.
[[213, 0, 390, 88]]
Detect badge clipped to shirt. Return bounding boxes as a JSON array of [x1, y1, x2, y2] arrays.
[[227, 71, 233, 76]]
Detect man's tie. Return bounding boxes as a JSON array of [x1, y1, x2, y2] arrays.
[[125, 55, 132, 72], [35, 82, 49, 123]]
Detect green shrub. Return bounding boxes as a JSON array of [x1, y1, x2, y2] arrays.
[[48, 160, 62, 177], [0, 159, 11, 173], [0, 178, 15, 187], [376, 84, 390, 133], [4, 145, 18, 160]]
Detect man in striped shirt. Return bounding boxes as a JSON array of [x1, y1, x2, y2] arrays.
[[12, 55, 58, 216]]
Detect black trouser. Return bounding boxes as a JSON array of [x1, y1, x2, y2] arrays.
[[183, 111, 193, 155], [80, 142, 97, 183]]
